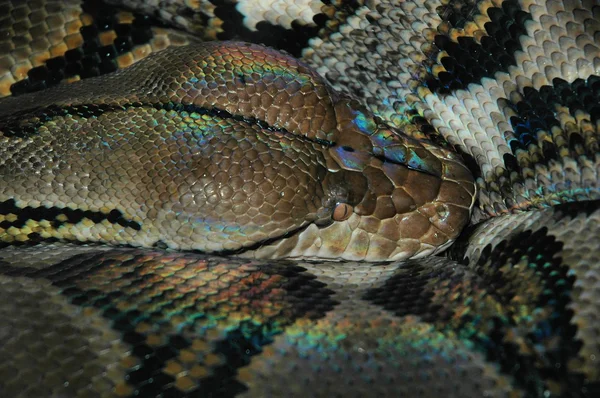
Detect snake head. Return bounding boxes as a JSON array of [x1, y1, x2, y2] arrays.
[[0, 42, 475, 262], [250, 97, 477, 261], [325, 99, 476, 261]]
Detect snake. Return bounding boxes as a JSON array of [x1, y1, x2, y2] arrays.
[[0, 0, 598, 397]]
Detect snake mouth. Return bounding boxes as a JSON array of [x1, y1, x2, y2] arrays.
[[241, 208, 467, 261]]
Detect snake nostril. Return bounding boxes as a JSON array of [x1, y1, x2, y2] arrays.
[[341, 146, 355, 152], [333, 203, 353, 221]]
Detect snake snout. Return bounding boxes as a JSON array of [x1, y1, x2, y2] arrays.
[[292, 99, 478, 261], [315, 149, 475, 260]]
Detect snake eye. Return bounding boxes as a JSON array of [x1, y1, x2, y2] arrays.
[[333, 203, 353, 221]]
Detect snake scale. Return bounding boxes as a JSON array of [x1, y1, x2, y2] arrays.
[[0, 0, 598, 397]]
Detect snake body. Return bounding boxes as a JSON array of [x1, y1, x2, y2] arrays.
[[0, 0, 599, 397]]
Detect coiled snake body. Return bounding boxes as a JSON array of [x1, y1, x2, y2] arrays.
[[0, 0, 599, 397]]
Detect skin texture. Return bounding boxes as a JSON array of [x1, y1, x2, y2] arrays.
[[0, 1, 599, 396], [0, 41, 475, 261]]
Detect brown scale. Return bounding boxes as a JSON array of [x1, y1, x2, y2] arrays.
[[0, 41, 476, 260]]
